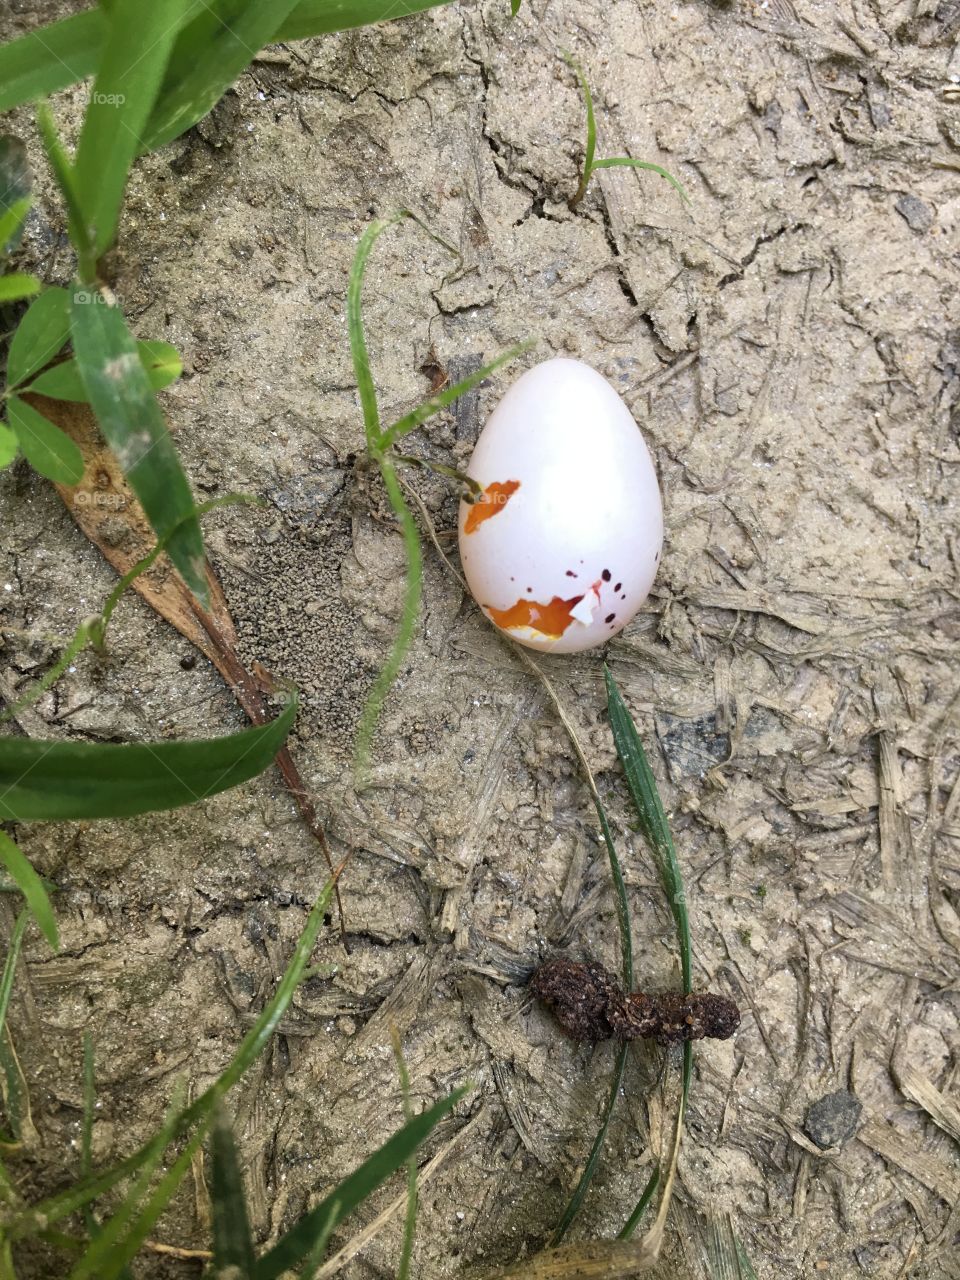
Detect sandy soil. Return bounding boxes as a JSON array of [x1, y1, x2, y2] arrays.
[[2, 0, 960, 1276]]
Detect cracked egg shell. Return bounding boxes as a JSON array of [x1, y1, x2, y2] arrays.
[[458, 357, 663, 653]]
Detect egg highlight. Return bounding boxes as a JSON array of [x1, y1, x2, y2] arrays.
[[458, 357, 663, 654]]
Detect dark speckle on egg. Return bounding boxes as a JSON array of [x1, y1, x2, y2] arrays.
[[605, 613, 615, 624], [565, 569, 576, 577], [601, 569, 611, 582], [614, 582, 622, 592]]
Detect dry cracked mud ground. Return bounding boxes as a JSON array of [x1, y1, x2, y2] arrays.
[[1, 0, 959, 1276]]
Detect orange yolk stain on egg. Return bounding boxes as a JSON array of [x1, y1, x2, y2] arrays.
[[486, 594, 583, 639], [463, 480, 520, 533]]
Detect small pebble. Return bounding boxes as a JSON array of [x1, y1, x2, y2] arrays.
[[804, 1089, 862, 1149], [895, 194, 933, 233]]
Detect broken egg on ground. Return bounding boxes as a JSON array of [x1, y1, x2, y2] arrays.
[[458, 357, 663, 653]]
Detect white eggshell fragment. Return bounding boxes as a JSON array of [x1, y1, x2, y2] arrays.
[[458, 357, 663, 654]]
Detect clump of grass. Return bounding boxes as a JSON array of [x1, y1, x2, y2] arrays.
[[563, 53, 689, 212], [0, 869, 469, 1275], [346, 210, 531, 780]]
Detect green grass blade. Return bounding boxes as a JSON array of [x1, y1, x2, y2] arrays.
[[211, 1106, 256, 1278], [67, 1086, 187, 1280], [0, 274, 41, 302], [73, 0, 190, 256], [0, 913, 31, 1149], [0, 137, 31, 253], [7, 396, 84, 484], [0, 4, 457, 118], [549, 1041, 628, 1246], [391, 1028, 418, 1280], [562, 53, 595, 210], [379, 342, 531, 451], [69, 285, 209, 605], [12, 880, 336, 1243], [143, 0, 302, 153], [592, 157, 689, 205], [27, 340, 183, 401], [347, 211, 408, 452], [6, 286, 69, 387], [36, 105, 96, 278], [0, 424, 16, 468], [90, 1127, 205, 1280], [535, 667, 633, 1244], [81, 1034, 95, 1179], [254, 1087, 467, 1280], [604, 665, 692, 993], [183, 878, 336, 1115], [0, 1024, 35, 1148], [298, 1200, 341, 1280], [0, 913, 28, 1042], [736, 1237, 759, 1280], [0, 12, 105, 114], [0, 694, 297, 821], [353, 455, 421, 781], [618, 1165, 659, 1239], [0, 833, 58, 950], [276, 0, 454, 40]]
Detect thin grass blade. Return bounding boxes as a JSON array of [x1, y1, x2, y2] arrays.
[[36, 106, 96, 277], [0, 137, 31, 252], [347, 211, 408, 452], [254, 1087, 467, 1280], [0, 695, 297, 820], [618, 1165, 659, 1239], [299, 1200, 341, 1280], [66, 1086, 187, 1280], [0, 913, 28, 1042], [0, 1026, 36, 1148], [548, 1041, 628, 1246], [353, 455, 421, 779], [69, 285, 209, 604], [391, 1028, 418, 1280], [276, 0, 454, 40], [562, 53, 595, 209], [11, 879, 337, 1241], [142, 0, 302, 153], [73, 0, 190, 256], [0, 832, 58, 949], [211, 1106, 256, 1278], [592, 157, 689, 204], [0, 910, 32, 1151], [0, 12, 105, 114], [379, 342, 531, 450], [0, 4, 456, 119], [604, 665, 692, 993]]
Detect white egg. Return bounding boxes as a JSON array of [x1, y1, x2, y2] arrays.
[[457, 357, 663, 654]]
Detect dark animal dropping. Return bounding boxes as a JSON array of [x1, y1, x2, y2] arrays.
[[530, 957, 740, 1045]]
